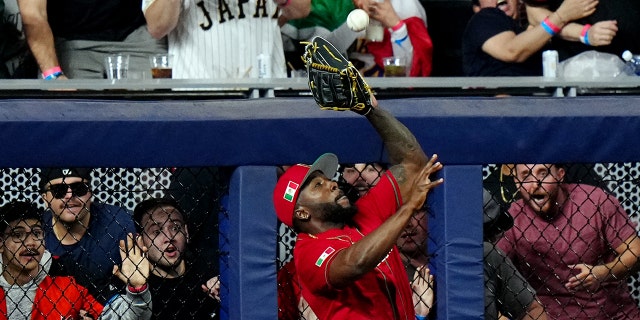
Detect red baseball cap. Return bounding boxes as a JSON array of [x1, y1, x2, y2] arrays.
[[273, 153, 339, 228]]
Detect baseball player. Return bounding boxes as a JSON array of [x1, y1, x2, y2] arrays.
[[272, 37, 443, 319], [142, 0, 287, 79]]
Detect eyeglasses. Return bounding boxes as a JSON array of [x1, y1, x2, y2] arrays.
[[4, 227, 45, 243], [46, 182, 90, 199]]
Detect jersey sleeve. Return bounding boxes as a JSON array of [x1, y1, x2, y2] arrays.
[[353, 171, 402, 232]]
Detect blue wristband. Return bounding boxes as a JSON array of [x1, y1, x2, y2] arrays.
[[416, 315, 427, 320], [44, 71, 64, 80], [540, 20, 556, 36]]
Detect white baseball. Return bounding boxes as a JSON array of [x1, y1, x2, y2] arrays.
[[347, 9, 369, 32]]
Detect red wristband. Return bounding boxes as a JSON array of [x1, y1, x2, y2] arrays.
[[42, 66, 62, 79], [542, 17, 561, 34], [127, 283, 148, 293], [391, 20, 405, 32]]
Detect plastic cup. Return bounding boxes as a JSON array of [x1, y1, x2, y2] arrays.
[[104, 54, 130, 80], [383, 56, 407, 77], [150, 54, 173, 79]]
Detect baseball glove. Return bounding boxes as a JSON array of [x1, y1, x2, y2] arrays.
[[302, 36, 373, 116]]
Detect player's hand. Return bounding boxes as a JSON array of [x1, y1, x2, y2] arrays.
[[565, 263, 606, 292], [406, 154, 444, 212]]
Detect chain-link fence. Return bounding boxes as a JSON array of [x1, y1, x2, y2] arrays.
[[277, 162, 640, 319], [0, 167, 228, 319], [483, 163, 640, 320]]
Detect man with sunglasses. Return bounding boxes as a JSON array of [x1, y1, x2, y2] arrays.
[[39, 168, 136, 304]]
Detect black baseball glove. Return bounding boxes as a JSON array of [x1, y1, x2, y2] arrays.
[[302, 36, 373, 116]]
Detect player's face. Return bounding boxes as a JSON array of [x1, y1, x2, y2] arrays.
[[0, 219, 45, 280], [514, 164, 565, 217], [397, 209, 428, 256], [41, 177, 92, 224], [298, 172, 355, 223], [342, 163, 384, 197], [140, 206, 189, 273]]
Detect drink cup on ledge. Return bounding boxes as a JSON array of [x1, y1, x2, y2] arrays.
[[105, 54, 130, 80], [150, 54, 173, 79], [383, 56, 407, 77]]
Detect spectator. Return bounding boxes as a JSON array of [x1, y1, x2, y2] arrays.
[[483, 188, 548, 320], [18, 0, 165, 79], [133, 197, 220, 319], [0, 201, 151, 319], [497, 163, 640, 319], [272, 93, 444, 318], [279, 0, 357, 74], [353, 0, 434, 77], [141, 0, 286, 79], [462, 0, 597, 76], [39, 168, 136, 303], [523, 0, 640, 61], [340, 162, 387, 200]]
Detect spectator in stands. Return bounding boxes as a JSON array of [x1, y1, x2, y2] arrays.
[[462, 0, 597, 76], [133, 197, 220, 319], [352, 0, 434, 77], [39, 168, 136, 303], [279, 0, 356, 73], [523, 0, 640, 61], [497, 163, 640, 319], [340, 162, 387, 200], [483, 188, 548, 320], [141, 0, 286, 79], [18, 0, 165, 79], [272, 92, 444, 318], [0, 201, 151, 319]]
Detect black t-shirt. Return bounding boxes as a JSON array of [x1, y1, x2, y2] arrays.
[[147, 264, 219, 319], [462, 8, 542, 76], [524, 0, 640, 60], [46, 0, 146, 41]]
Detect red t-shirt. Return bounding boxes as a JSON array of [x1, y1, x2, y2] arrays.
[[293, 172, 414, 320]]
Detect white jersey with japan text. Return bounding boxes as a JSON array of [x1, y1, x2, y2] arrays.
[[144, 0, 286, 79]]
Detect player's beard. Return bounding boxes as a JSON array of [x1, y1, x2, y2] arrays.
[[317, 201, 358, 225]]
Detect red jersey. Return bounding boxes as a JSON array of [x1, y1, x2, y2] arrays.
[[293, 172, 414, 319]]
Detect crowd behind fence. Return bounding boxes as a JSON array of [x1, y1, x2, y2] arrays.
[[1, 162, 640, 319]]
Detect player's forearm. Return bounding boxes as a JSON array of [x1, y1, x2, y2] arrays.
[[144, 0, 181, 39], [330, 203, 416, 287], [366, 106, 427, 174]]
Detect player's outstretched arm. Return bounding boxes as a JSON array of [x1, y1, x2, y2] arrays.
[[366, 100, 428, 201], [327, 156, 443, 288]]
